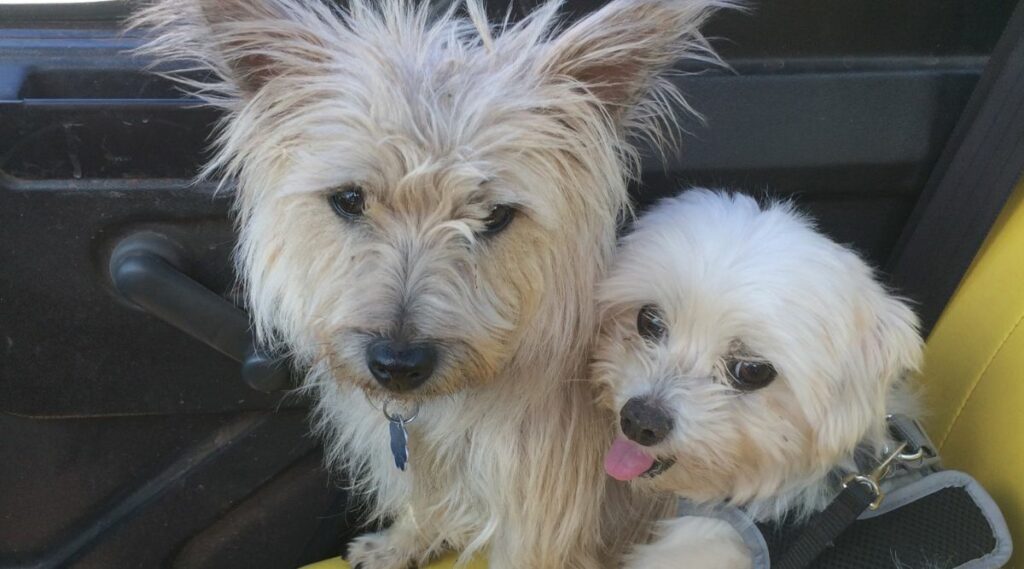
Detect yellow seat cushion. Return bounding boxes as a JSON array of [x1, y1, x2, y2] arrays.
[[921, 178, 1024, 568], [303, 552, 487, 569]]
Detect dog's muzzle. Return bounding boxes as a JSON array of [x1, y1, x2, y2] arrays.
[[365, 338, 438, 392]]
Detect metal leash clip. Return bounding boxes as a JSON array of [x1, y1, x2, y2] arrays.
[[841, 414, 940, 510], [842, 441, 908, 510]]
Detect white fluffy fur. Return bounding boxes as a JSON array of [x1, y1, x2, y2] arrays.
[[131, 1, 734, 567], [624, 516, 752, 569], [593, 189, 924, 567]]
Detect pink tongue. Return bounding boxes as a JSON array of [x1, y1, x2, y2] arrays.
[[604, 437, 656, 481]]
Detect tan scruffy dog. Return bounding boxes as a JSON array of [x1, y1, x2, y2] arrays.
[[594, 190, 923, 568], [133, 0, 731, 567]]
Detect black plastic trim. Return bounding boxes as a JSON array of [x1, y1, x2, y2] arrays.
[[887, 1, 1024, 334]]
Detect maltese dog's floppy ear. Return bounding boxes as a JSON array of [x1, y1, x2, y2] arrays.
[[541, 0, 733, 118], [817, 274, 924, 462]]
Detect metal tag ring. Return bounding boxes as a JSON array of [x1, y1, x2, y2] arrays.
[[897, 447, 926, 463], [383, 399, 420, 424]]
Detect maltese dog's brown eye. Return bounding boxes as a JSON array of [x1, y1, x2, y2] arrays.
[[481, 205, 516, 235], [727, 360, 777, 391], [329, 186, 365, 219], [637, 305, 667, 342]]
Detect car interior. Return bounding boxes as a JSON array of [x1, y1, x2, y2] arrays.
[[1, 1, 1023, 567]]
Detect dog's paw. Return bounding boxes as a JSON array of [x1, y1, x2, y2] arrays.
[[346, 531, 417, 569]]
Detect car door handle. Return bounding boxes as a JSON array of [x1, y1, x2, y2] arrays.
[[108, 232, 292, 393]]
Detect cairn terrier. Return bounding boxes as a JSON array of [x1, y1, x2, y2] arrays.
[[134, 0, 729, 566], [594, 190, 923, 568]]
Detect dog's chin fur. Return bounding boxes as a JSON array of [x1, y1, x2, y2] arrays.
[[131, 0, 737, 566], [594, 190, 924, 558]]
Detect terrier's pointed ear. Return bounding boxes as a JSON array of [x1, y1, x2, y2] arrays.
[[197, 0, 331, 95], [542, 0, 729, 116]]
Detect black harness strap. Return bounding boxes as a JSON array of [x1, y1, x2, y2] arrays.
[[758, 416, 937, 569], [768, 482, 876, 569]]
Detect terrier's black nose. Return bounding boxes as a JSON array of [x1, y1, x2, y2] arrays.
[[620, 397, 674, 446], [366, 340, 438, 392]]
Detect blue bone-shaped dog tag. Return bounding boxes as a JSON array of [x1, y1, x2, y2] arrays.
[[389, 416, 410, 471]]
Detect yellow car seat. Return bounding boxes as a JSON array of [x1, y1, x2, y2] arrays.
[[921, 179, 1024, 569]]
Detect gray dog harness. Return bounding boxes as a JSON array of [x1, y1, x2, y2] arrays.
[[676, 416, 1013, 569]]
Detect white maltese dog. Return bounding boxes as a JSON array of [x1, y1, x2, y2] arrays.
[[593, 189, 924, 569]]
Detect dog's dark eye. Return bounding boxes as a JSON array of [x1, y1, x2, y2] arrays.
[[726, 360, 777, 391], [637, 305, 667, 342], [481, 204, 516, 235], [329, 186, 365, 219]]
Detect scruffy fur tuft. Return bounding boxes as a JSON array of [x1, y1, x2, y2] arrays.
[[131, 1, 733, 567]]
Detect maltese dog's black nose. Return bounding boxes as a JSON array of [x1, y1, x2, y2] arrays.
[[620, 397, 674, 446], [366, 339, 438, 392]]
